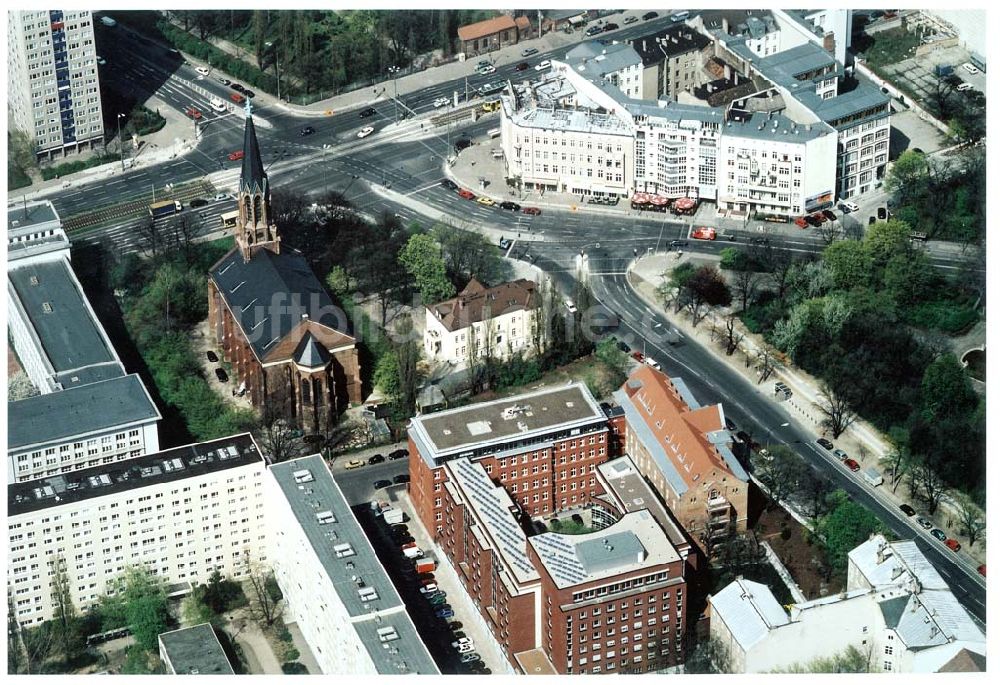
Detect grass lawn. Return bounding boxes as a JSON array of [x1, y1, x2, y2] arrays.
[[863, 28, 920, 69]]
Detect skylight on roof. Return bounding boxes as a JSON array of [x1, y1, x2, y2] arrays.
[[467, 421, 492, 436]]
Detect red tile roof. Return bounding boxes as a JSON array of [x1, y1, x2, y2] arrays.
[[428, 279, 538, 333], [619, 365, 732, 489], [458, 15, 517, 42]]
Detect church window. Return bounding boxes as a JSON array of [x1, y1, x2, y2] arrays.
[[301, 378, 311, 403]]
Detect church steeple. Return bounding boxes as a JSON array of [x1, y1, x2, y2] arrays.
[[234, 100, 280, 262]]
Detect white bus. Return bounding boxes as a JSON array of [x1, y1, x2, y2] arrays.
[[220, 210, 239, 229]]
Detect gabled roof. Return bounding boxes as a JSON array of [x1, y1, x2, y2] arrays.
[[458, 15, 516, 41], [615, 365, 747, 495], [209, 247, 354, 363], [239, 103, 268, 197], [710, 578, 789, 651], [294, 331, 331, 368], [428, 278, 538, 333]]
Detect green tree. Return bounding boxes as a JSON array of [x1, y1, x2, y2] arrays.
[[180, 589, 216, 627], [884, 149, 929, 207], [398, 233, 455, 304], [49, 555, 82, 663], [8, 371, 39, 401], [920, 354, 978, 423], [685, 635, 732, 674], [883, 250, 932, 305], [8, 128, 37, 176], [755, 444, 806, 509], [816, 491, 886, 571], [595, 337, 628, 387], [659, 262, 697, 313], [99, 566, 170, 652], [8, 593, 25, 674], [434, 223, 511, 287], [822, 240, 871, 291], [863, 218, 911, 270], [771, 644, 872, 673]]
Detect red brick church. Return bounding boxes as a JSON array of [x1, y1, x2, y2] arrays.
[[207, 103, 361, 432]]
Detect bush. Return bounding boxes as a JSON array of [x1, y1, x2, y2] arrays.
[[903, 299, 979, 334], [8, 162, 32, 190], [40, 154, 118, 181], [156, 21, 278, 96], [282, 662, 308, 674]]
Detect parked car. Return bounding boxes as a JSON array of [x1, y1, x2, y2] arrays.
[[623, 16, 638, 25], [616, 340, 630, 353], [373, 479, 392, 490], [499, 238, 512, 250], [243, 89, 256, 99], [899, 503, 916, 516], [344, 459, 364, 470], [585, 25, 603, 37], [691, 226, 716, 240], [500, 201, 521, 211], [299, 126, 315, 136], [977, 564, 986, 577], [452, 637, 473, 648], [795, 216, 809, 228], [957, 82, 974, 92], [945, 538, 961, 552], [564, 300, 578, 314], [393, 474, 410, 485], [195, 65, 210, 76], [631, 351, 645, 363], [357, 126, 375, 138], [368, 454, 385, 465], [832, 448, 849, 461], [521, 47, 539, 57], [643, 11, 659, 20], [877, 207, 888, 220], [839, 200, 859, 212], [521, 207, 542, 215], [429, 594, 448, 605], [816, 437, 834, 450], [388, 449, 408, 460], [916, 516, 933, 530], [216, 76, 231, 86], [822, 209, 837, 222], [535, 60, 551, 71], [447, 621, 463, 631], [214, 368, 228, 383], [228, 150, 244, 161], [476, 196, 496, 207], [962, 62, 979, 75], [460, 652, 481, 663], [844, 458, 861, 472], [435, 608, 454, 619], [458, 189, 477, 200], [360, 107, 377, 118], [454, 138, 473, 153], [644, 357, 661, 371], [516, 61, 530, 71], [206, 350, 219, 363], [930, 528, 947, 542], [440, 179, 458, 191]]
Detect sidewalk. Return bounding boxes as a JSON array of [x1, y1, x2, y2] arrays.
[[626, 252, 986, 568]]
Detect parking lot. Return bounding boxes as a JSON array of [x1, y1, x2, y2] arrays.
[[352, 489, 511, 675]]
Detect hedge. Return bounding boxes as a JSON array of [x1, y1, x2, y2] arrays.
[[40, 153, 118, 181]]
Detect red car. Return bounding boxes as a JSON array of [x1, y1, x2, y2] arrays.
[[812, 212, 827, 224], [691, 226, 716, 240], [185, 107, 202, 120], [945, 539, 961, 552], [794, 217, 808, 228], [458, 189, 476, 200], [844, 458, 861, 472], [229, 92, 245, 104], [228, 150, 244, 161], [631, 351, 645, 363], [522, 207, 542, 215], [978, 564, 986, 577]]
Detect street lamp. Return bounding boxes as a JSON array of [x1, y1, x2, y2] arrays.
[[116, 113, 126, 171], [387, 65, 400, 121]]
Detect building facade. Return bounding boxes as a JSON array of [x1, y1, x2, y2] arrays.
[[409, 382, 613, 538], [266, 456, 439, 675], [7, 200, 161, 484], [7, 434, 268, 626], [613, 366, 749, 554], [457, 14, 532, 57], [424, 278, 539, 366], [7, 10, 105, 160], [709, 535, 986, 673], [207, 104, 362, 433], [631, 25, 712, 101]]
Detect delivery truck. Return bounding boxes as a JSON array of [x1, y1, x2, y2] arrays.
[[149, 199, 182, 219], [863, 467, 884, 487], [415, 555, 436, 574]]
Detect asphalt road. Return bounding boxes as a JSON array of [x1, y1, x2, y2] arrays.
[[65, 19, 987, 625]]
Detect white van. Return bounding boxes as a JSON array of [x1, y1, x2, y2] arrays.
[[863, 467, 884, 487], [100, 16, 117, 27], [670, 11, 690, 23], [488, 127, 501, 139]]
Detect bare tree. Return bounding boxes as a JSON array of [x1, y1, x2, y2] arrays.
[[685, 634, 732, 674], [243, 554, 283, 627], [724, 315, 744, 356], [879, 447, 912, 494], [136, 214, 162, 258], [840, 214, 864, 241], [815, 382, 857, 438], [766, 248, 797, 301], [907, 458, 947, 515], [49, 555, 79, 663], [955, 494, 985, 546], [8, 592, 25, 674], [256, 400, 300, 463], [755, 346, 776, 383], [755, 445, 806, 510], [732, 268, 761, 312], [816, 219, 840, 246]]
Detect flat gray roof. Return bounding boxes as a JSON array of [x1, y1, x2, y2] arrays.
[[410, 382, 606, 459], [7, 200, 59, 231], [596, 456, 689, 551], [8, 258, 117, 374], [8, 374, 160, 451], [269, 455, 439, 674], [9, 434, 261, 516], [723, 109, 830, 142], [159, 623, 234, 675]]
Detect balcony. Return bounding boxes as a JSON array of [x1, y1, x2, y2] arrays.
[[706, 495, 729, 513]]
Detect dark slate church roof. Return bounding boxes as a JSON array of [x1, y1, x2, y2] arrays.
[[294, 331, 331, 368], [209, 247, 352, 362], [239, 103, 268, 197]]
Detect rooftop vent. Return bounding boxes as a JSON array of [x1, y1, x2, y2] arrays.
[[334, 543, 356, 558], [316, 511, 336, 525], [293, 469, 314, 484], [359, 587, 379, 601], [30, 275, 39, 285], [377, 626, 400, 642], [42, 302, 53, 313]]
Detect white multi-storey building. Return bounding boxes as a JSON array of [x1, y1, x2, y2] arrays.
[[266, 455, 439, 675], [7, 434, 268, 626], [7, 10, 105, 160], [424, 278, 539, 366], [709, 535, 985, 673], [7, 201, 161, 483]]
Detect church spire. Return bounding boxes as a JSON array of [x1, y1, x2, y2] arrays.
[[233, 99, 279, 262]]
